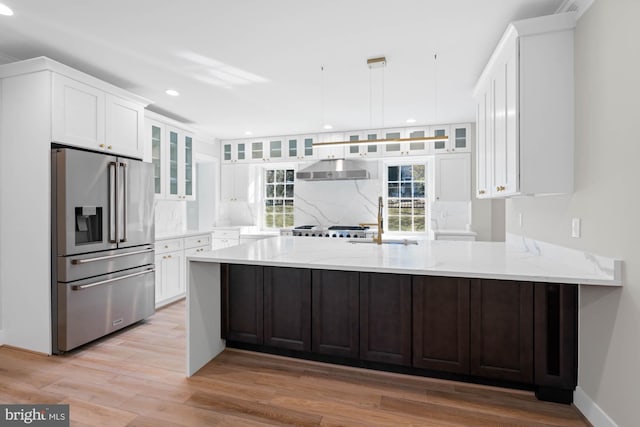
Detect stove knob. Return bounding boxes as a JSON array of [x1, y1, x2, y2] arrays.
[[311, 233, 316, 237], [338, 234, 343, 238], [346, 233, 351, 238], [305, 233, 309, 236], [325, 233, 330, 237], [332, 234, 337, 238]]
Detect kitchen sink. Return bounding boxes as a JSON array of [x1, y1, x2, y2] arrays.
[[348, 238, 418, 246]]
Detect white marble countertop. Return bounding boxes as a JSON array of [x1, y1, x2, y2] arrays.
[[156, 229, 214, 241], [188, 236, 622, 286], [156, 226, 280, 241]]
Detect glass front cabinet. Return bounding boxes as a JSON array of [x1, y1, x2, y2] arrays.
[[166, 127, 195, 200], [344, 131, 381, 158], [146, 118, 195, 200], [222, 141, 247, 163]]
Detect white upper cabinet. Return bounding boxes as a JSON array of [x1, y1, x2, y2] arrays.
[[145, 113, 195, 200], [52, 73, 145, 159], [450, 123, 472, 153], [222, 141, 248, 163], [434, 153, 471, 202], [52, 74, 106, 149], [166, 127, 195, 201], [404, 127, 431, 155], [344, 130, 381, 158], [105, 94, 144, 158], [315, 133, 345, 159], [474, 12, 575, 198], [285, 135, 316, 160]]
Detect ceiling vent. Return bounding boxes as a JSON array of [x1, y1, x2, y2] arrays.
[[555, 0, 595, 19]]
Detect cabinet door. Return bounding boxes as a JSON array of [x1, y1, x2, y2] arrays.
[[316, 133, 345, 159], [163, 251, 184, 300], [429, 125, 450, 154], [154, 254, 165, 304], [435, 153, 471, 202], [220, 164, 235, 202], [264, 266, 311, 351], [167, 129, 180, 198], [233, 163, 250, 202], [413, 276, 470, 374], [476, 93, 491, 198], [148, 120, 165, 198], [344, 132, 365, 158], [360, 272, 411, 366], [268, 139, 283, 161], [105, 94, 144, 159], [251, 141, 264, 161], [450, 123, 472, 153], [534, 283, 578, 397], [183, 134, 195, 200], [381, 129, 405, 156], [493, 33, 519, 196], [405, 127, 430, 155], [52, 74, 105, 150], [312, 270, 359, 358], [222, 264, 264, 344], [470, 279, 533, 383]]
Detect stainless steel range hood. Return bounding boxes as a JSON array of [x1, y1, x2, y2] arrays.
[[296, 159, 370, 181]]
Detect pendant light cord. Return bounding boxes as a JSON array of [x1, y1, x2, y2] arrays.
[[434, 53, 438, 123]]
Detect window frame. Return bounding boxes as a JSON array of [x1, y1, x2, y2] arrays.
[[262, 164, 296, 229], [382, 158, 431, 235]]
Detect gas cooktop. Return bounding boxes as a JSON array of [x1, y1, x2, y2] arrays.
[[291, 225, 370, 238]]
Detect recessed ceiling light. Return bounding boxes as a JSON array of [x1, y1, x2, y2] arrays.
[[165, 89, 180, 97], [244, 131, 253, 136], [0, 3, 14, 16], [406, 118, 417, 124], [323, 124, 333, 130]]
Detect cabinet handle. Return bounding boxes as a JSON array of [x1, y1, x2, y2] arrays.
[[164, 245, 168, 248], [99, 144, 105, 148], [478, 190, 486, 195], [107, 145, 113, 150], [496, 185, 506, 192]]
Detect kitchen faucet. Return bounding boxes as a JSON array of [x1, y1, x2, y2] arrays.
[[360, 196, 384, 245]]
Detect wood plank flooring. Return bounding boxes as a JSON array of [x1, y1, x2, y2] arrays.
[[0, 300, 591, 426]]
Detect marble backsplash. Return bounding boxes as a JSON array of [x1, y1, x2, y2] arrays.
[[294, 179, 382, 226], [155, 200, 186, 234], [430, 201, 471, 230]]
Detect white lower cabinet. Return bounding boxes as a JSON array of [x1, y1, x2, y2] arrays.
[[155, 233, 211, 307], [212, 228, 241, 249]]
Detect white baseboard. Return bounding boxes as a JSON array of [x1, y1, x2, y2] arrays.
[[574, 386, 619, 427]]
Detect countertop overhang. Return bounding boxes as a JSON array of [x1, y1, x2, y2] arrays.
[[187, 236, 621, 286]]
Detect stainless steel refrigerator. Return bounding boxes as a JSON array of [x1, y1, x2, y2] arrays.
[[51, 147, 155, 353]]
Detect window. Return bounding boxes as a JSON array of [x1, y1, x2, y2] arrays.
[[386, 163, 426, 232], [264, 168, 294, 228]]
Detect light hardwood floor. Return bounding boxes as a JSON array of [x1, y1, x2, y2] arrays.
[[0, 301, 591, 426]]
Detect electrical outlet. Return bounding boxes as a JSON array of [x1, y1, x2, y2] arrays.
[[571, 217, 581, 238], [518, 213, 523, 228]]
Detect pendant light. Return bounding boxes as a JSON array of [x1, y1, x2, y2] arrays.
[[314, 55, 448, 148]]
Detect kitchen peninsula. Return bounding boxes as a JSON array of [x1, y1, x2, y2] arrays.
[[186, 236, 621, 403]]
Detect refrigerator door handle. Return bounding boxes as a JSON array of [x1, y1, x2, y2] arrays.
[[71, 268, 155, 291], [70, 247, 154, 265], [109, 161, 118, 243], [120, 161, 128, 243]]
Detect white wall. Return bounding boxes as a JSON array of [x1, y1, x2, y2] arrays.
[[506, 1, 639, 425]]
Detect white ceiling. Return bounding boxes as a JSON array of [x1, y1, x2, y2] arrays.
[[0, 0, 564, 140]]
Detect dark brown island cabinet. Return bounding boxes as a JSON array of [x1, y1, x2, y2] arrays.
[[221, 264, 578, 404]]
